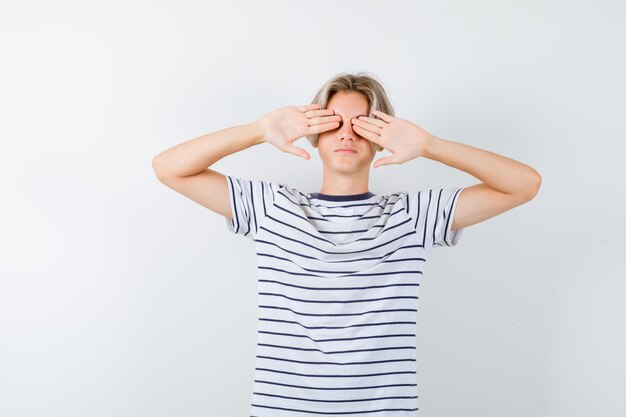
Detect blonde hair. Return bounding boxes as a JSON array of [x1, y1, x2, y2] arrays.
[[306, 71, 395, 153]]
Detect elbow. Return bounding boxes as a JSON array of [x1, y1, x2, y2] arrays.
[[152, 155, 168, 182], [525, 171, 542, 200]]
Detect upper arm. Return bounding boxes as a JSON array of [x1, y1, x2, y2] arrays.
[[154, 167, 233, 220], [406, 187, 465, 248], [451, 182, 540, 231]]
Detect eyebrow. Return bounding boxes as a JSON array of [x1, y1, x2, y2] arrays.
[[334, 113, 368, 120]]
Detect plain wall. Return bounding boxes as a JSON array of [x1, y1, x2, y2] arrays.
[[1, 0, 625, 416]]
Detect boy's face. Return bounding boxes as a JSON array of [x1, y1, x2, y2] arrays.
[[313, 91, 376, 174]]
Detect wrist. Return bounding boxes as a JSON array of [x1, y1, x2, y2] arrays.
[[248, 119, 266, 145], [422, 134, 440, 160]]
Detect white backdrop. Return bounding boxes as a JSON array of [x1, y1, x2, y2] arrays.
[[1, 1, 625, 416]]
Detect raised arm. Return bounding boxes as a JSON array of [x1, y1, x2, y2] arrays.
[[151, 122, 265, 219], [151, 104, 341, 219], [351, 110, 542, 231]]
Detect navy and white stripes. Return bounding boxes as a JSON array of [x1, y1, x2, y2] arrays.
[[223, 175, 465, 416]]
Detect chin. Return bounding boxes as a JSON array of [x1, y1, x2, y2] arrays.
[[328, 160, 371, 173]]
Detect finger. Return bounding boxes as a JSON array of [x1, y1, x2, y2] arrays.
[[284, 144, 311, 160], [352, 117, 383, 134], [355, 115, 385, 129], [297, 103, 322, 112], [373, 156, 396, 168], [352, 124, 382, 145], [371, 110, 393, 122], [306, 109, 337, 119], [307, 121, 340, 134], [308, 114, 341, 126]]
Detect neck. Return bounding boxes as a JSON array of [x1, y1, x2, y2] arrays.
[[319, 168, 370, 195]]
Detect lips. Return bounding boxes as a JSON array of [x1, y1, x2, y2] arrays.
[[335, 148, 357, 153]]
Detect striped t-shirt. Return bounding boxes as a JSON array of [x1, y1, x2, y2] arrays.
[[223, 175, 465, 417]]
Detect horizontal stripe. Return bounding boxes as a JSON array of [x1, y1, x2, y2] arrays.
[[258, 293, 418, 304], [254, 380, 417, 390], [257, 343, 416, 355], [259, 318, 416, 330], [258, 278, 419, 291], [258, 306, 417, 317], [254, 391, 417, 404], [251, 403, 418, 415], [258, 330, 416, 343], [223, 175, 465, 417], [256, 354, 416, 366], [255, 244, 425, 263], [255, 367, 416, 378]]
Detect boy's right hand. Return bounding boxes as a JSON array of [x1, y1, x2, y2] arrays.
[[256, 103, 341, 160]]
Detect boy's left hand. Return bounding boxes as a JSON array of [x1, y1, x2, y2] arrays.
[[352, 110, 435, 168]]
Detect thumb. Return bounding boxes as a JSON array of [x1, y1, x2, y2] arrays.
[[373, 156, 396, 168], [284, 144, 311, 160]]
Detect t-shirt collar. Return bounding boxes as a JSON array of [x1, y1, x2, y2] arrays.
[[308, 191, 375, 201]]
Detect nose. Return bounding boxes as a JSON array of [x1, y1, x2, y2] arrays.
[[339, 117, 358, 140]]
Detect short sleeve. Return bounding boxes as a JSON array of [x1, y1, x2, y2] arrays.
[[406, 187, 465, 249], [224, 175, 281, 240]]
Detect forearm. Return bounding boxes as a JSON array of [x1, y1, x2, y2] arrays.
[[152, 121, 265, 178], [423, 135, 542, 196]]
